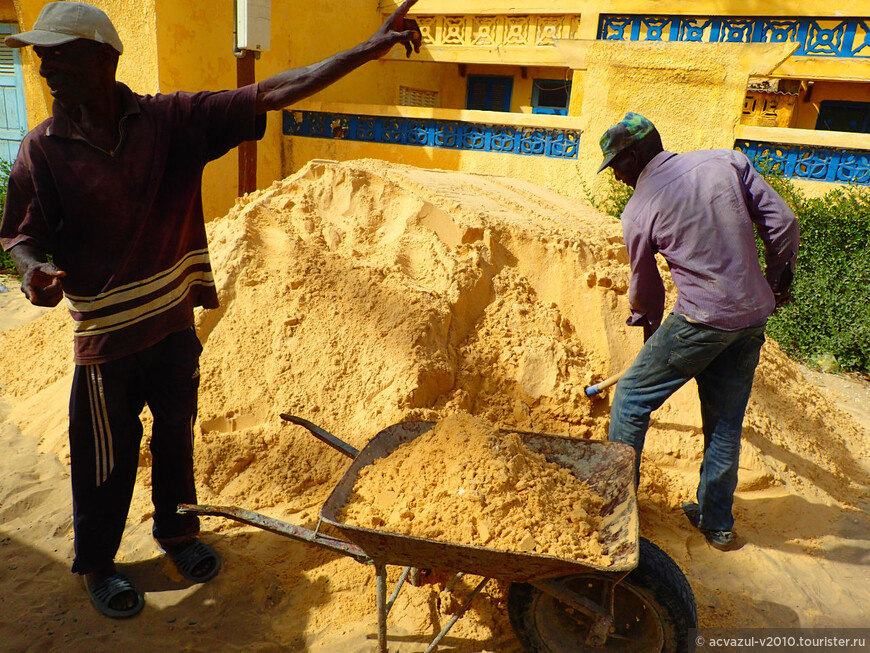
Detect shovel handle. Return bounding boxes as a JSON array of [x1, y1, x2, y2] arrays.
[[584, 371, 624, 397], [585, 326, 651, 398], [280, 414, 359, 459]]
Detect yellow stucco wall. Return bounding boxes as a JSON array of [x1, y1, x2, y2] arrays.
[[736, 125, 870, 151], [150, 0, 466, 220], [0, 0, 16, 22], [152, 0, 240, 221], [5, 0, 869, 222], [772, 58, 870, 84], [567, 40, 796, 198], [789, 179, 847, 198]]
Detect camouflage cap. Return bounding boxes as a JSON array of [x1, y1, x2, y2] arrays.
[[597, 113, 656, 173]]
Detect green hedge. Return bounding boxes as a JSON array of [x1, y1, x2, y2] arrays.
[[0, 160, 14, 274], [763, 178, 870, 374], [590, 173, 870, 375]]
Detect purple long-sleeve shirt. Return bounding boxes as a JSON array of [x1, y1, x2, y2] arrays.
[[621, 149, 799, 331]]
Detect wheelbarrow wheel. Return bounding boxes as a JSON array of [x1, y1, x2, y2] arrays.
[[508, 538, 697, 653]]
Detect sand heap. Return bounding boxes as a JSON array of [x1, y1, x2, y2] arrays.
[[339, 412, 609, 565], [0, 159, 865, 516], [1, 159, 868, 649], [184, 158, 642, 511]]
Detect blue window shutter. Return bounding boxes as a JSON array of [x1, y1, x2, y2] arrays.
[[0, 23, 27, 164], [466, 75, 513, 112]]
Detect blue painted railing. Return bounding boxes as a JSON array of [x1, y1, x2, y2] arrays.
[[599, 15, 870, 58], [736, 140, 870, 185], [283, 110, 581, 159]]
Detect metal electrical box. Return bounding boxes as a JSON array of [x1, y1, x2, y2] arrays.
[[236, 0, 271, 52]]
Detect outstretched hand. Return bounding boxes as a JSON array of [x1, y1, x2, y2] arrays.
[[21, 262, 66, 307], [370, 0, 422, 59]]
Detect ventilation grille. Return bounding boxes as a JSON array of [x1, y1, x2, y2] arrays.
[[399, 86, 439, 108]]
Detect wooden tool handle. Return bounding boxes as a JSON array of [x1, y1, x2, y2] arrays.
[[584, 371, 624, 397]]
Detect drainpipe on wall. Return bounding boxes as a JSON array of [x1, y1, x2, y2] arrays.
[[235, 49, 257, 196], [234, 0, 271, 196]]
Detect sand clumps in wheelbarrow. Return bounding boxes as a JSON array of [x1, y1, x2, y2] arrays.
[[339, 412, 613, 566]]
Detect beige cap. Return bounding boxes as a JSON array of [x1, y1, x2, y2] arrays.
[[5, 2, 123, 54]]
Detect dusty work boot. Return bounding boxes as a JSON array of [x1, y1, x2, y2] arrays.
[[681, 502, 736, 551]]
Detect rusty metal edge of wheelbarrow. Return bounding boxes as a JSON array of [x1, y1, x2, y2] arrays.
[[318, 421, 640, 583]]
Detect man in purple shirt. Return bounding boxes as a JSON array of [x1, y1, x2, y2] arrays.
[[1, 1, 421, 618], [598, 113, 799, 550]]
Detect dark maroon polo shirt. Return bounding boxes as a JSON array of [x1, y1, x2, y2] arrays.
[[0, 82, 266, 364]]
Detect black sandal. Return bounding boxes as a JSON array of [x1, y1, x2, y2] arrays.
[[85, 572, 145, 618], [164, 539, 221, 583]]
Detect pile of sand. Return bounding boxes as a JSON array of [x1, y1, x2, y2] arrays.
[[1, 159, 868, 651], [2, 159, 863, 513], [339, 412, 609, 564]]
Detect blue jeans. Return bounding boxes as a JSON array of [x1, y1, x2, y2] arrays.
[[608, 314, 766, 531]]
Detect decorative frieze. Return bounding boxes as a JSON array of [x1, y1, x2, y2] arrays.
[[417, 15, 583, 48], [736, 140, 870, 185], [741, 92, 797, 128], [600, 15, 870, 58], [284, 110, 581, 159]]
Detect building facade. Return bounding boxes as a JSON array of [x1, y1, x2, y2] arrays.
[[4, 0, 869, 219]]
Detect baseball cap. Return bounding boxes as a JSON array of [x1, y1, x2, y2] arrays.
[[5, 2, 123, 54], [597, 112, 656, 173]]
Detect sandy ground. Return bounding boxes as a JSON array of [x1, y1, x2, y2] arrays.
[[0, 161, 868, 652]]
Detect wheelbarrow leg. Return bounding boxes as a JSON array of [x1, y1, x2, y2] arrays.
[[376, 563, 389, 653], [387, 566, 413, 613], [424, 576, 490, 653], [374, 563, 416, 651]]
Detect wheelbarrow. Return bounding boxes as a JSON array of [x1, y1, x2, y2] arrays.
[[180, 416, 697, 652]]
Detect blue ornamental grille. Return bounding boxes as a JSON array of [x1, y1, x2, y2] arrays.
[[283, 110, 581, 159], [737, 140, 870, 185], [599, 15, 870, 58]]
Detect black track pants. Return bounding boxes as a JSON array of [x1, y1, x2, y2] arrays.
[[68, 327, 202, 574]]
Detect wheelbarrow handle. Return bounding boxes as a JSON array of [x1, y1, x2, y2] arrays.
[[177, 503, 371, 564], [280, 413, 359, 459]]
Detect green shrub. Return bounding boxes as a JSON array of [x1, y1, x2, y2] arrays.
[[764, 181, 870, 374], [0, 160, 14, 274], [580, 173, 634, 219]]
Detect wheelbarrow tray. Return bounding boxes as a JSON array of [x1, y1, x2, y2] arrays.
[[320, 421, 639, 583]]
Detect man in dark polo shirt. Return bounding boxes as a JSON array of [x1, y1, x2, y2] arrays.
[[0, 1, 421, 618]]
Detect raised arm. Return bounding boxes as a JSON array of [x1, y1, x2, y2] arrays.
[[255, 0, 422, 114]]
